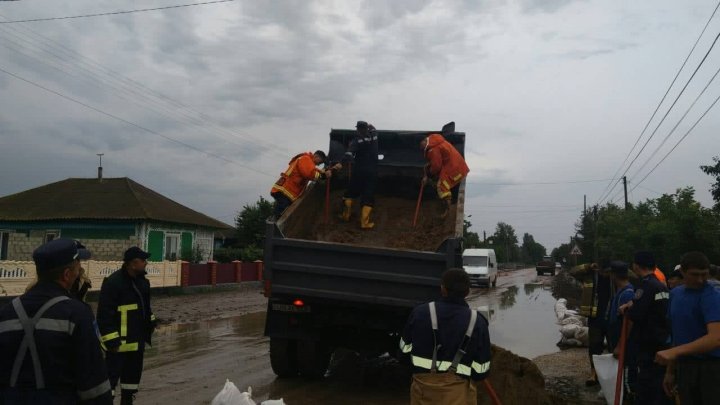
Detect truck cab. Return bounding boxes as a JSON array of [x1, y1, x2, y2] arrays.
[[463, 248, 497, 287]]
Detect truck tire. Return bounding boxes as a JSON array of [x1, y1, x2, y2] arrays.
[[491, 276, 497, 288], [270, 337, 299, 378], [297, 340, 332, 379]]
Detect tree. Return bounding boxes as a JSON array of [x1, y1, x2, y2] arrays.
[[700, 156, 720, 210], [520, 233, 546, 264], [492, 222, 519, 263], [463, 219, 482, 248], [235, 196, 274, 248]]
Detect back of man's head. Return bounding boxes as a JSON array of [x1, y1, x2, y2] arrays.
[[680, 251, 710, 272], [313, 150, 327, 164], [442, 268, 470, 298]]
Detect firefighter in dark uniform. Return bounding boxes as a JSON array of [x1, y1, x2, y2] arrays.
[[0, 238, 112, 404], [399, 268, 491, 405], [339, 120, 379, 229], [620, 251, 671, 405], [97, 247, 156, 405]]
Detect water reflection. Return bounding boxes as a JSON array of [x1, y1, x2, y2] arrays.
[[499, 285, 518, 309], [524, 282, 543, 295]]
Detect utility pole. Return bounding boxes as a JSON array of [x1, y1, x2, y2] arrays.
[[623, 176, 628, 210], [96, 153, 104, 181], [584, 195, 587, 216]]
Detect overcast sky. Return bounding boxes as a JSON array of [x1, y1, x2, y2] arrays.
[[1, 0, 719, 251]]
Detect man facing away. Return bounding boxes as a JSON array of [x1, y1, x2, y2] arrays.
[[420, 132, 469, 218], [655, 251, 720, 405], [620, 251, 671, 405], [399, 268, 491, 405], [339, 120, 379, 229], [270, 150, 335, 220], [97, 247, 156, 405], [0, 238, 112, 404]]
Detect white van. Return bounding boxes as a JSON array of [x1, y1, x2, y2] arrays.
[[462, 248, 498, 287]]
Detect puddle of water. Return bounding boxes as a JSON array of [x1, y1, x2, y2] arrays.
[[469, 281, 559, 359]]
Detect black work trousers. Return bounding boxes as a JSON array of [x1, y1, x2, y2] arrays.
[[271, 192, 293, 219], [636, 350, 672, 405], [676, 357, 720, 405], [344, 168, 377, 207], [107, 350, 144, 398]]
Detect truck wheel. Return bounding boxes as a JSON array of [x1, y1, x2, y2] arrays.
[[491, 276, 497, 288], [270, 337, 299, 378], [297, 340, 332, 379]]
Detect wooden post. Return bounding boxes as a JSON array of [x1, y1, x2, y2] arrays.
[[233, 260, 242, 283]]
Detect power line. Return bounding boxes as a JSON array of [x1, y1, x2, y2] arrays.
[[466, 178, 613, 186], [0, 0, 235, 24], [630, 90, 720, 192], [0, 65, 274, 178], [596, 0, 720, 205]]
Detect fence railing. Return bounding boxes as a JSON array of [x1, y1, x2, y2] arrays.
[[0, 260, 264, 296]]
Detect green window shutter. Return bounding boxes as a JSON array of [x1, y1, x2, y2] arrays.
[[181, 232, 193, 261], [147, 231, 164, 262]]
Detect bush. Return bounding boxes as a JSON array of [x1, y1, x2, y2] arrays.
[[213, 248, 243, 263]]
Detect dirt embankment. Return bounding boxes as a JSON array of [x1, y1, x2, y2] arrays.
[[480, 345, 558, 405]]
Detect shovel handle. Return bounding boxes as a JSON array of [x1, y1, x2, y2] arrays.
[[483, 380, 502, 405], [412, 181, 425, 227], [324, 176, 330, 224], [614, 316, 629, 405]]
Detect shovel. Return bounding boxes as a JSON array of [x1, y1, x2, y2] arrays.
[[614, 316, 629, 405], [412, 178, 425, 227]]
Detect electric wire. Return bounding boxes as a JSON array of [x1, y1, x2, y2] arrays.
[[0, 0, 235, 24], [596, 0, 720, 205], [0, 65, 275, 178]]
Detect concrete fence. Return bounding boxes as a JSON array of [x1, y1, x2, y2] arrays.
[[0, 260, 264, 296]]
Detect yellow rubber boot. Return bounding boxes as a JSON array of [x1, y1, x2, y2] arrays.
[[360, 205, 375, 229], [341, 199, 353, 222]]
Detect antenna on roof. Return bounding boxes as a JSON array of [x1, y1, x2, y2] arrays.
[[97, 153, 104, 182]]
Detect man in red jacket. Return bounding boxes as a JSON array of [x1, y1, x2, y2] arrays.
[[421, 134, 469, 218]]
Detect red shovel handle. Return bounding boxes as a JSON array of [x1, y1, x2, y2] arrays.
[[483, 380, 502, 405], [614, 316, 629, 405], [412, 181, 425, 227], [324, 176, 330, 224]]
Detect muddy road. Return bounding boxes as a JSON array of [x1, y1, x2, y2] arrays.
[[137, 268, 560, 404]]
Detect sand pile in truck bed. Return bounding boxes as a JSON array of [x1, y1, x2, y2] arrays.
[[282, 189, 458, 252]]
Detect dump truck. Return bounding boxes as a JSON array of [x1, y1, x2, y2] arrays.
[[536, 255, 556, 276], [263, 125, 467, 378]]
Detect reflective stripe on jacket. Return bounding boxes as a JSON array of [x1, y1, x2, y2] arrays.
[[400, 297, 491, 381], [96, 268, 154, 353], [423, 134, 469, 199], [270, 152, 323, 201]]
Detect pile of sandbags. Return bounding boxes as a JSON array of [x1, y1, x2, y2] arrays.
[[554, 298, 589, 347], [211, 380, 286, 405]]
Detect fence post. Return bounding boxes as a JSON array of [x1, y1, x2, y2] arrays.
[[209, 261, 217, 287], [254, 260, 264, 281], [233, 260, 242, 283], [180, 261, 190, 287]]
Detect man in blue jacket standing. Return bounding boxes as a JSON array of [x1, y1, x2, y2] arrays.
[[399, 268, 491, 405]]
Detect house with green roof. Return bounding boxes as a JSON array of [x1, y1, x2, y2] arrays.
[[0, 177, 233, 262]]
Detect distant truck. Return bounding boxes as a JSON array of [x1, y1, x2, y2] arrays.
[[536, 255, 556, 276], [263, 125, 467, 378], [463, 248, 498, 287]]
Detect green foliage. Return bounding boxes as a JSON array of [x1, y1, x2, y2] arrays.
[[213, 247, 243, 263], [551, 243, 572, 264], [235, 196, 274, 247], [491, 222, 519, 263], [700, 156, 720, 210], [576, 187, 720, 271], [240, 244, 263, 262], [180, 244, 205, 263], [520, 233, 547, 264], [463, 219, 482, 248]]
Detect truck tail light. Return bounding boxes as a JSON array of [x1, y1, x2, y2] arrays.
[[293, 299, 305, 307], [264, 280, 272, 297]]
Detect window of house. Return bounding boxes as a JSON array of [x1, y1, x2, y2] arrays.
[[0, 231, 9, 260], [164, 233, 180, 261], [44, 230, 59, 244]]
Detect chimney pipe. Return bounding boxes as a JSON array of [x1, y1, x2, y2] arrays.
[[96, 153, 104, 182]]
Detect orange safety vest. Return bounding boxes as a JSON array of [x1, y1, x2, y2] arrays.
[[424, 134, 470, 199], [270, 152, 322, 201], [654, 268, 667, 285]]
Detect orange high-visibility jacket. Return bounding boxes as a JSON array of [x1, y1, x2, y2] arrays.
[[654, 268, 667, 285], [424, 134, 470, 194], [271, 152, 323, 201]]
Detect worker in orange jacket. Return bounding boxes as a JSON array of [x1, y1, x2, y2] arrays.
[[270, 150, 335, 219], [421, 134, 469, 218]]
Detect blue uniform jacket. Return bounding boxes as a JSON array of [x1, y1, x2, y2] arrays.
[[399, 296, 491, 381]]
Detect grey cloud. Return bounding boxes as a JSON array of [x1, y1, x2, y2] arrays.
[[360, 0, 433, 28], [518, 0, 587, 14]]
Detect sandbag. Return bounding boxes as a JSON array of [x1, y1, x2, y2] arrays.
[[574, 326, 589, 345], [559, 337, 584, 347], [554, 299, 568, 319], [558, 315, 584, 326], [560, 324, 581, 339], [592, 353, 623, 404], [211, 380, 256, 405], [261, 400, 286, 405]]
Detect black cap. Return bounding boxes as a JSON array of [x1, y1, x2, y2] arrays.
[[356, 121, 368, 129], [633, 251, 655, 269], [609, 260, 628, 276], [33, 238, 91, 274], [669, 268, 683, 279], [123, 246, 151, 262]]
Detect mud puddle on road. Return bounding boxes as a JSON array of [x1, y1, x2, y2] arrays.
[[144, 312, 266, 370], [467, 271, 560, 359]]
